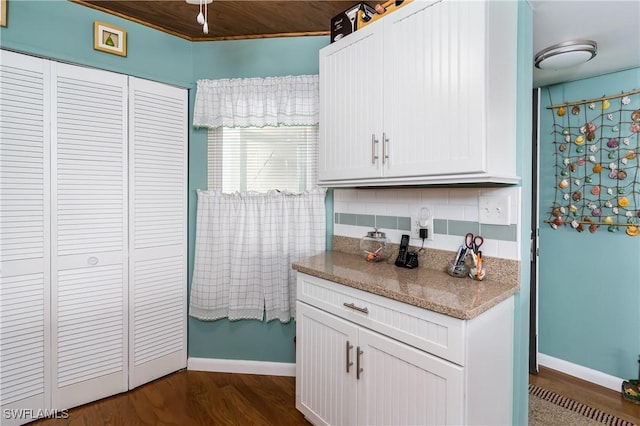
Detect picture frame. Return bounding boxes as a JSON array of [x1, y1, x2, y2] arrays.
[[1, 0, 7, 27], [94, 21, 127, 57]]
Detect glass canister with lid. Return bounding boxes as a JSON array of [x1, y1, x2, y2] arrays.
[[360, 228, 393, 262]]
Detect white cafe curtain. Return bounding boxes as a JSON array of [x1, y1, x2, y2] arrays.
[[189, 189, 326, 323], [192, 75, 319, 128]]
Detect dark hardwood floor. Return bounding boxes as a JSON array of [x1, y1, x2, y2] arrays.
[[31, 371, 309, 426], [30, 367, 640, 425], [529, 365, 640, 424]]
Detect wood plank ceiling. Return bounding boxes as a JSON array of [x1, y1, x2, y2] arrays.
[[73, 0, 375, 41]]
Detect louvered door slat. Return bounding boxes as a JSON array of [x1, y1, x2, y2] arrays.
[[128, 77, 187, 389], [51, 63, 128, 410], [0, 51, 50, 421]]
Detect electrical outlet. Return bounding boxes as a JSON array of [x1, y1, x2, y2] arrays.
[[411, 216, 434, 241], [479, 195, 511, 225]]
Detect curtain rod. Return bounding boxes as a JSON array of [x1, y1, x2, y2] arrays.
[[545, 88, 640, 109]]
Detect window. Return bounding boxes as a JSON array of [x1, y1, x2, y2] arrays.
[[207, 125, 318, 193]]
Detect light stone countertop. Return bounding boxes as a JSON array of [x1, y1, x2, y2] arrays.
[[292, 251, 520, 320]]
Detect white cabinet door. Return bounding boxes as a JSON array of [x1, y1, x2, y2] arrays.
[[296, 302, 358, 426], [318, 0, 518, 186], [356, 327, 464, 426], [319, 23, 384, 181], [128, 77, 187, 389], [0, 50, 51, 426], [383, 0, 485, 178], [50, 62, 129, 410]]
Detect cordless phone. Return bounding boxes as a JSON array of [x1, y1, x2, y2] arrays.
[[395, 234, 418, 269]]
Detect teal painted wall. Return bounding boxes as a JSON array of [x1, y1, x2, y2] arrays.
[[0, 0, 193, 88], [538, 68, 640, 380], [514, 2, 533, 424], [188, 37, 330, 362]]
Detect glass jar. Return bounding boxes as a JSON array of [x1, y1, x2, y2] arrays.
[[360, 228, 392, 262]]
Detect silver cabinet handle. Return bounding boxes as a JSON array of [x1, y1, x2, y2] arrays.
[[346, 341, 354, 373], [371, 134, 379, 164], [356, 346, 364, 380], [343, 302, 369, 314], [382, 132, 389, 164]]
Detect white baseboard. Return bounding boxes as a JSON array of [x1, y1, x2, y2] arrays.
[[537, 353, 623, 392], [187, 357, 296, 377]]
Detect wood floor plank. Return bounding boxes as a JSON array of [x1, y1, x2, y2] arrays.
[[530, 366, 640, 423], [31, 371, 308, 426], [30, 367, 639, 425]]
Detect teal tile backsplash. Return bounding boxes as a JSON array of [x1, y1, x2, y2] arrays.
[[448, 220, 480, 237], [375, 215, 398, 229], [335, 213, 517, 242]]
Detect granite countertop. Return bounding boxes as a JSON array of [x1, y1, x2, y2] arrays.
[[292, 251, 520, 320]]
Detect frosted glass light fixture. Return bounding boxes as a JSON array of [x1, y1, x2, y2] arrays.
[[186, 0, 213, 34], [534, 40, 597, 70]]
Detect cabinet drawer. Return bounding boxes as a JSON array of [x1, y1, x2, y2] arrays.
[[297, 273, 465, 365]]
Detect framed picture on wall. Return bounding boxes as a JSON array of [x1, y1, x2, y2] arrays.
[[1, 0, 7, 27], [93, 21, 127, 56]]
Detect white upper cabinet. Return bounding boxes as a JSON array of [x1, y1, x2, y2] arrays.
[[319, 0, 520, 186], [319, 22, 384, 180]]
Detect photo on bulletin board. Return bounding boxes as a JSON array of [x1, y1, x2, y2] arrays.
[[94, 21, 127, 56], [1, 0, 7, 27]]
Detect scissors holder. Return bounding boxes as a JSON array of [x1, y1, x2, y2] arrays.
[[447, 260, 469, 278]]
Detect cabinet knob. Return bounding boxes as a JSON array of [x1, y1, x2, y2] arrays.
[[87, 256, 99, 266]]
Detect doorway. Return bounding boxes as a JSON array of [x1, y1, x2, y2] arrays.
[[529, 88, 539, 374]]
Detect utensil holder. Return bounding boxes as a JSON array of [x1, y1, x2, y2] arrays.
[[447, 260, 469, 278]]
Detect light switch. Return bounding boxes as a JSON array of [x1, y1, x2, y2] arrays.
[[478, 196, 511, 225]]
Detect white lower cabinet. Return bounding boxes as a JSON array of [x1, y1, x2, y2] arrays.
[[295, 273, 514, 426], [296, 302, 463, 426]]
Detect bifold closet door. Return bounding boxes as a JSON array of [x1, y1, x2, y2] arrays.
[[128, 77, 187, 389], [0, 50, 51, 425], [50, 62, 128, 410]]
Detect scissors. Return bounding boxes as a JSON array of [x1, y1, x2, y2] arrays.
[[465, 233, 484, 254]]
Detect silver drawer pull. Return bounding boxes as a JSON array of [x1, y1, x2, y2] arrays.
[[346, 341, 354, 373], [382, 132, 389, 164], [371, 134, 379, 164], [356, 346, 364, 380], [343, 302, 369, 314]]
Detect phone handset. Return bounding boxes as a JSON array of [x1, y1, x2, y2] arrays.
[[395, 234, 409, 266], [395, 234, 418, 269]]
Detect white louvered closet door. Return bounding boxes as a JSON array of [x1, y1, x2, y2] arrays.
[[0, 50, 51, 425], [50, 62, 128, 410], [128, 77, 187, 389]]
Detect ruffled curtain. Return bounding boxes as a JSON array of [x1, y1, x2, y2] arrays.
[[193, 75, 319, 128], [189, 189, 326, 323]]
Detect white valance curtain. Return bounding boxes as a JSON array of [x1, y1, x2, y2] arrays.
[[189, 189, 326, 323], [192, 75, 319, 128]]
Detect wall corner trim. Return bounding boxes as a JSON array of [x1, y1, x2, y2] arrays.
[[537, 353, 623, 392], [187, 357, 296, 377]]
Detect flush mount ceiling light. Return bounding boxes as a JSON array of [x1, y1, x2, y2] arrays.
[[186, 0, 213, 34], [534, 40, 598, 70]]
